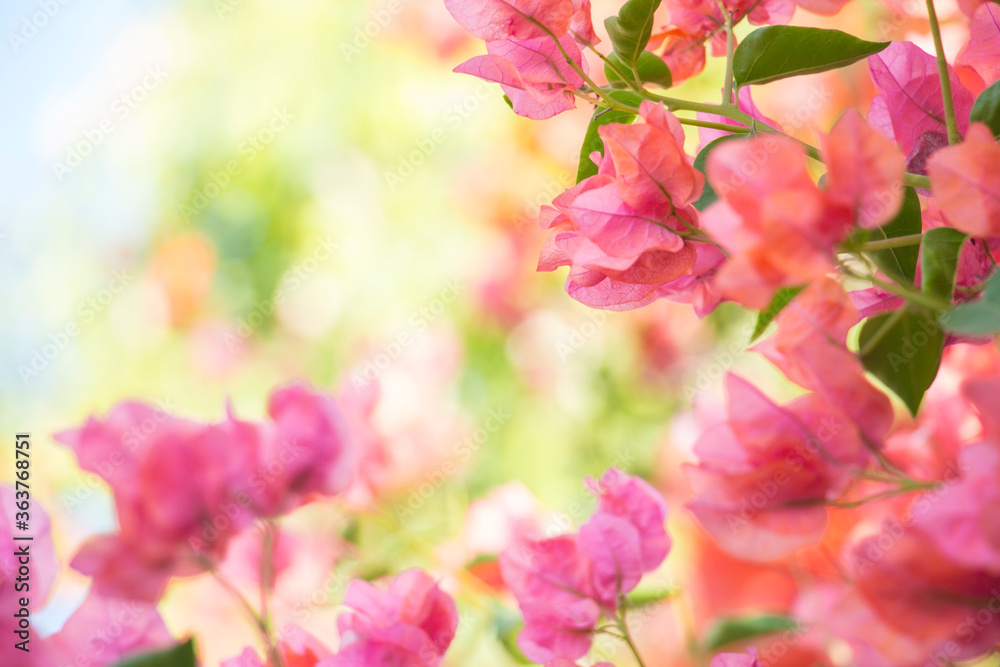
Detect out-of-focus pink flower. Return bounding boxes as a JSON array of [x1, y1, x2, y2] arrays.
[[867, 42, 975, 156], [321, 569, 458, 667], [55, 384, 357, 601], [539, 101, 723, 313], [916, 442, 1000, 573], [55, 407, 262, 600], [545, 660, 615, 667], [957, 3, 1000, 84], [755, 278, 895, 445], [686, 375, 869, 560], [44, 590, 175, 667], [700, 136, 851, 309], [822, 110, 905, 229], [580, 468, 670, 605], [462, 482, 547, 556], [254, 383, 357, 516], [848, 527, 1000, 660], [928, 123, 1000, 239], [711, 648, 763, 666], [454, 35, 585, 120]]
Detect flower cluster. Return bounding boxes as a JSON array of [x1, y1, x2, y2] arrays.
[[499, 468, 670, 662]]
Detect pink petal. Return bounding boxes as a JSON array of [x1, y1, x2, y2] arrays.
[[957, 3, 1000, 84]]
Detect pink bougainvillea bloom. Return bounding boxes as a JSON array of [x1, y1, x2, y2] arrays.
[[916, 442, 1000, 573], [55, 406, 261, 600], [848, 528, 1000, 660], [821, 109, 905, 229], [711, 648, 763, 667], [569, 0, 598, 45], [539, 102, 723, 312], [500, 535, 601, 661], [55, 384, 357, 601], [579, 468, 670, 604], [867, 41, 975, 156], [686, 375, 869, 560], [322, 569, 458, 667], [701, 136, 851, 309], [254, 382, 357, 516], [443, 0, 574, 42], [957, 2, 1000, 84], [927, 123, 1000, 239], [43, 589, 175, 667], [756, 278, 895, 445], [454, 35, 585, 120]]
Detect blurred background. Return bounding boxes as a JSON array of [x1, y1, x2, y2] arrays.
[[0, 0, 974, 664]]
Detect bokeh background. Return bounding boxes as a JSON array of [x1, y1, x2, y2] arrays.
[[0, 0, 979, 664]]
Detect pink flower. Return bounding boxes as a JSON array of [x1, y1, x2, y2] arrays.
[[253, 382, 357, 516], [444, 0, 574, 42], [454, 35, 585, 120], [848, 527, 1000, 660], [915, 442, 1000, 573], [700, 136, 851, 309], [867, 42, 975, 156], [686, 375, 869, 560], [55, 384, 357, 601], [545, 660, 615, 667], [580, 468, 671, 605], [321, 569, 458, 667], [498, 469, 669, 661], [500, 535, 601, 661], [44, 590, 175, 667], [755, 278, 895, 445], [927, 123, 1000, 239], [446, 0, 596, 118], [55, 406, 262, 600], [539, 101, 723, 313], [957, 2, 1000, 85], [821, 110, 905, 229]]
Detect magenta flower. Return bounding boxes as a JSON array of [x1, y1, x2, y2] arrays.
[[321, 569, 459, 667], [499, 468, 670, 662]]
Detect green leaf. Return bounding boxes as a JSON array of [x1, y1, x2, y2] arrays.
[[970, 79, 1000, 139], [751, 285, 807, 342], [604, 51, 672, 88], [112, 639, 197, 667], [576, 90, 643, 183], [920, 227, 967, 302], [704, 614, 798, 650], [733, 27, 889, 87], [866, 186, 922, 285], [859, 307, 944, 416], [692, 134, 745, 211], [605, 0, 662, 69], [940, 271, 1000, 335]]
